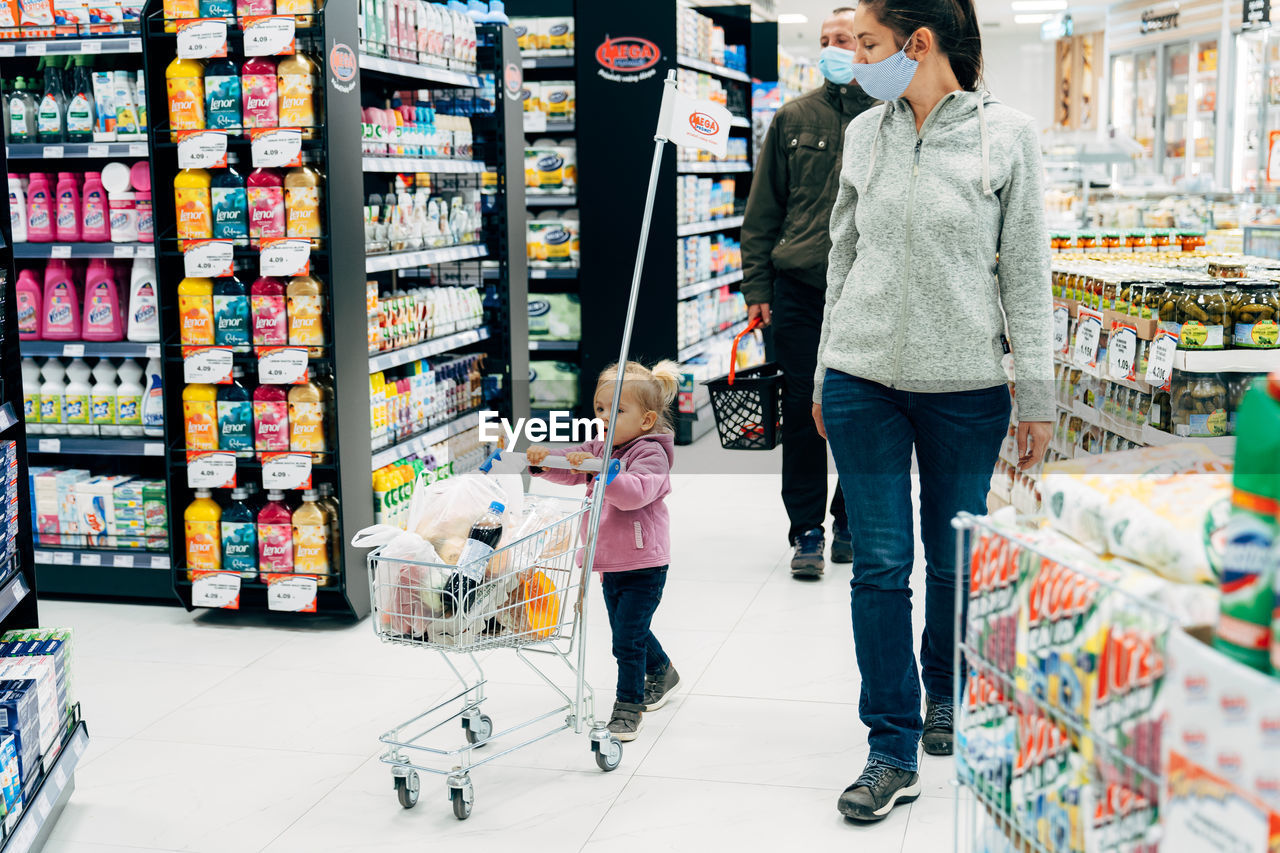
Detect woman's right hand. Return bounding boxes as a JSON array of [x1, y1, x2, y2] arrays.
[[813, 404, 826, 440], [526, 445, 550, 467]]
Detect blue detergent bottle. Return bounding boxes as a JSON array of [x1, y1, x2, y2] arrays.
[[204, 56, 242, 130], [213, 274, 251, 347], [211, 161, 249, 246], [217, 365, 254, 455], [221, 486, 258, 580]]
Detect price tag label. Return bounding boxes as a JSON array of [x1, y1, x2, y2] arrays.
[[1074, 307, 1104, 369], [0, 45, 13, 57], [242, 15, 296, 56], [191, 571, 241, 609], [79, 553, 101, 566], [34, 551, 51, 564], [258, 347, 309, 384], [61, 344, 84, 357], [145, 443, 165, 456], [136, 245, 155, 258], [250, 128, 303, 168], [183, 347, 235, 384], [25, 42, 45, 56], [265, 574, 318, 612], [177, 18, 229, 58], [259, 237, 310, 275], [176, 130, 229, 169], [183, 239, 234, 277], [113, 554, 134, 568], [523, 112, 547, 133], [128, 38, 142, 52], [147, 344, 162, 359], [87, 144, 109, 157], [530, 268, 547, 279], [82, 40, 102, 54], [152, 555, 172, 570], [52, 552, 72, 565], [1052, 304, 1070, 355], [186, 451, 237, 488], [1145, 330, 1178, 389], [130, 143, 148, 156], [37, 439, 60, 454], [51, 245, 71, 258], [113, 244, 135, 258], [1108, 323, 1139, 382], [261, 452, 312, 489], [44, 145, 63, 159], [52, 766, 67, 788]]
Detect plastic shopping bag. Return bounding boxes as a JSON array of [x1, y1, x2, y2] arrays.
[[350, 525, 452, 636], [411, 472, 525, 565]]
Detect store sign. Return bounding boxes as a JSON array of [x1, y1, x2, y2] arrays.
[[1140, 6, 1180, 34], [183, 239, 234, 277], [183, 346, 235, 384], [1145, 330, 1178, 388], [329, 42, 357, 93], [595, 35, 662, 83], [187, 451, 237, 489], [250, 128, 303, 168], [259, 237, 310, 275], [1052, 303, 1071, 354], [1245, 0, 1271, 28], [258, 347, 309, 384]]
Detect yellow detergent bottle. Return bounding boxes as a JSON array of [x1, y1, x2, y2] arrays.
[[177, 276, 215, 345], [183, 382, 219, 451], [174, 168, 212, 250], [163, 0, 200, 31], [184, 488, 222, 579], [166, 56, 206, 130]]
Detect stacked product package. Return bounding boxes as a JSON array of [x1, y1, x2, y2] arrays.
[[0, 442, 18, 573], [30, 468, 168, 551], [0, 629, 73, 786]]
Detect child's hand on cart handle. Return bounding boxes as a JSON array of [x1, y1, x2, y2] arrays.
[[565, 451, 594, 471], [526, 445, 552, 470]]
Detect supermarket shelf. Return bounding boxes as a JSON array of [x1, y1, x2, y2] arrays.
[[34, 547, 170, 570], [730, 116, 751, 128], [679, 319, 749, 362], [13, 242, 154, 259], [677, 161, 752, 174], [361, 157, 488, 173], [526, 193, 577, 207], [370, 409, 482, 470], [529, 340, 579, 351], [528, 266, 578, 279], [6, 142, 148, 159], [0, 36, 140, 56], [678, 269, 743, 301], [368, 326, 490, 373], [676, 54, 751, 83], [3, 722, 89, 853], [1142, 425, 1237, 454], [523, 55, 575, 69], [537, 120, 575, 134], [20, 341, 162, 358], [676, 215, 744, 237], [0, 571, 30, 626], [365, 244, 487, 273], [358, 53, 481, 87], [27, 436, 164, 456], [1173, 349, 1280, 373]]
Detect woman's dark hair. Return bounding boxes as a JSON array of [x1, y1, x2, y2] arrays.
[[862, 0, 984, 91]]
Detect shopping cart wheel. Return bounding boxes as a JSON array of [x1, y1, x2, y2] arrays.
[[593, 736, 623, 772], [449, 779, 474, 820], [394, 770, 419, 809], [464, 713, 493, 746]]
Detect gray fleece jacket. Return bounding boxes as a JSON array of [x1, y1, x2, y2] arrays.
[[815, 91, 1054, 422]]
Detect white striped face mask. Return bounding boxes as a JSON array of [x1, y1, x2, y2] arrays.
[[849, 31, 920, 101]]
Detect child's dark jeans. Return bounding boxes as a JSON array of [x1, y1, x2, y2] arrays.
[[600, 566, 670, 705]]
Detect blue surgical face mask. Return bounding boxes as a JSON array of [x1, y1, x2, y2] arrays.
[[848, 34, 920, 101], [818, 46, 856, 85]]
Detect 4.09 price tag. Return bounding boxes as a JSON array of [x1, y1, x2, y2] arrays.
[[191, 572, 241, 609], [176, 130, 229, 169], [176, 18, 228, 58], [250, 128, 303, 168], [265, 574, 318, 612], [261, 452, 312, 490]]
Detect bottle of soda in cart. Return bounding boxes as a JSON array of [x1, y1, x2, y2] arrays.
[[448, 500, 504, 611]]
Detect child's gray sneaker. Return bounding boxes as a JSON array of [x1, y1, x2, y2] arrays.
[[643, 663, 681, 711], [608, 701, 645, 742]]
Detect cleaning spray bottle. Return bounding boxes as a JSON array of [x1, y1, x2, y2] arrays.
[[142, 358, 165, 438]]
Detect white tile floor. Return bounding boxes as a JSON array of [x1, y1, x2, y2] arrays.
[[36, 443, 962, 853]]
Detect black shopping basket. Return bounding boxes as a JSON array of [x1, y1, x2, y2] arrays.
[[703, 317, 784, 451]]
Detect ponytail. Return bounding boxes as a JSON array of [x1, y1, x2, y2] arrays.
[[596, 360, 682, 434], [863, 0, 984, 91]]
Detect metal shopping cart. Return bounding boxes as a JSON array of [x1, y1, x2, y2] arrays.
[[362, 70, 708, 820]]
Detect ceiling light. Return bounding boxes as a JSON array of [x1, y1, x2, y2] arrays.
[[1011, 0, 1066, 10], [777, 13, 808, 24], [1014, 13, 1054, 23]]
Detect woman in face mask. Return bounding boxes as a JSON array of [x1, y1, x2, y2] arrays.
[[813, 0, 1053, 824]]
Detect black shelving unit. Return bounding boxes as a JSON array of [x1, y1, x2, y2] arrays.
[[507, 2, 774, 438], [138, 4, 526, 618]]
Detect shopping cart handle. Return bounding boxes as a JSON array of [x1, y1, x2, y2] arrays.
[[483, 449, 624, 476], [599, 458, 621, 486]]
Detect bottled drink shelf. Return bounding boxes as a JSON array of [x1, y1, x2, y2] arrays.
[[370, 409, 482, 471], [365, 244, 488, 273]]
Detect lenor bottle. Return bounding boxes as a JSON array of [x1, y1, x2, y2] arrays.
[[211, 162, 249, 245], [203, 56, 242, 130], [247, 167, 285, 246], [222, 487, 258, 580], [174, 168, 213, 250], [217, 365, 254, 455], [258, 490, 294, 574], [185, 489, 222, 578], [253, 383, 289, 451], [213, 275, 251, 347], [292, 489, 330, 584], [241, 56, 278, 129], [183, 382, 219, 451], [276, 51, 319, 128], [284, 165, 322, 245], [166, 56, 206, 131], [286, 274, 325, 354], [251, 275, 288, 345], [177, 276, 215, 345]]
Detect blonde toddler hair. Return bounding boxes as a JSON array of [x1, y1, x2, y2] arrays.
[[596, 360, 682, 434]]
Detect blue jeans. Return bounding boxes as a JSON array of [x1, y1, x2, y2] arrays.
[[601, 567, 670, 705], [821, 371, 1011, 772]]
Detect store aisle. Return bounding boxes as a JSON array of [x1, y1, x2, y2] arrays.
[[38, 448, 957, 853]]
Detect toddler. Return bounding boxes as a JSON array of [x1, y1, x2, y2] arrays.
[[526, 360, 681, 741]]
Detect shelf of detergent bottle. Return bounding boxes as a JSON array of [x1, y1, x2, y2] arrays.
[[0, 37, 143, 57], [13, 242, 154, 259], [26, 436, 165, 457], [6, 142, 150, 159]]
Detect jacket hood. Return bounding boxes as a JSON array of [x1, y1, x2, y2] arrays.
[[613, 432, 675, 466], [867, 90, 999, 197]]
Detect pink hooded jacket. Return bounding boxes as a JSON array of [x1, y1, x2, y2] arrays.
[[531, 433, 673, 572]]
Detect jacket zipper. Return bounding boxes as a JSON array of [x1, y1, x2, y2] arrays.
[[890, 94, 958, 387]]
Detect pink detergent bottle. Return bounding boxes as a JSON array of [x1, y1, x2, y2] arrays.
[[257, 489, 294, 574], [81, 171, 110, 242], [16, 269, 43, 340], [42, 259, 81, 340], [26, 173, 54, 243], [82, 259, 124, 341], [55, 172, 81, 242], [246, 167, 285, 248], [252, 383, 289, 451], [250, 275, 287, 345], [241, 56, 279, 130]]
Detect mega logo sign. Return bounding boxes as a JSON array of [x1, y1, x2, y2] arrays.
[[595, 35, 662, 83], [689, 111, 719, 136]]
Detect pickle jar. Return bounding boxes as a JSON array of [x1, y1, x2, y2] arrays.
[[1133, 391, 1152, 426], [1149, 388, 1172, 432], [1076, 233, 1097, 251], [1141, 282, 1163, 319], [1101, 278, 1118, 311], [1052, 270, 1065, 298], [1152, 232, 1171, 250], [1176, 281, 1232, 350], [1126, 232, 1148, 251], [1230, 280, 1280, 349], [1171, 373, 1228, 437], [1158, 282, 1184, 336], [1091, 275, 1107, 310], [1209, 261, 1247, 280], [1102, 233, 1122, 251]]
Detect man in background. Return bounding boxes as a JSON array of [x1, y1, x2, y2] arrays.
[[740, 7, 873, 579]]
